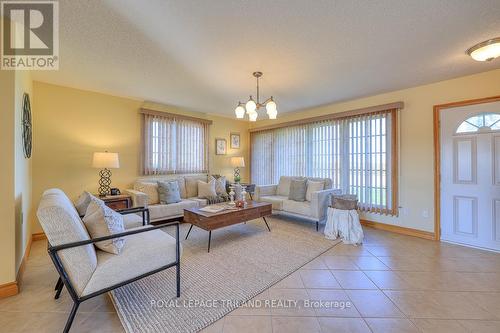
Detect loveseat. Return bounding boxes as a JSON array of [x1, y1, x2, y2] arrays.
[[254, 176, 341, 230], [125, 174, 212, 223]]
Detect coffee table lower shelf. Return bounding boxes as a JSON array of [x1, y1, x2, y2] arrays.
[[183, 201, 272, 252]]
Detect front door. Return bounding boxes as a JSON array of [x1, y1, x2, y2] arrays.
[[440, 101, 500, 251]]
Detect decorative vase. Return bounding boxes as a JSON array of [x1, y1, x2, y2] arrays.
[[228, 186, 235, 207]]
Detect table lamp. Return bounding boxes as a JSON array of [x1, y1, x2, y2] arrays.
[[92, 151, 120, 196], [230, 156, 245, 183]]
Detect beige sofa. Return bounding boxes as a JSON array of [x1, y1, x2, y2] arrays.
[[125, 174, 210, 223], [255, 176, 341, 230]]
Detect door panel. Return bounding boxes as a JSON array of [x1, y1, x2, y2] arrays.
[[493, 136, 500, 185], [453, 137, 476, 184], [440, 101, 500, 251], [453, 196, 477, 237]]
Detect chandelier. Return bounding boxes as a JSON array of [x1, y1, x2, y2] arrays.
[[234, 71, 277, 121]]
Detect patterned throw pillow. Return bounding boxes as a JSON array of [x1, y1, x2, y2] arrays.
[[288, 179, 307, 202], [83, 198, 125, 254], [212, 176, 227, 195], [157, 181, 182, 204], [197, 179, 217, 198]]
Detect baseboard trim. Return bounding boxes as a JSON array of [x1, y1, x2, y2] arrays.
[[0, 282, 19, 299], [0, 232, 37, 299], [361, 219, 436, 240], [32, 232, 46, 241]]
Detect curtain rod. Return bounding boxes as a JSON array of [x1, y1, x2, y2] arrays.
[[249, 101, 403, 133], [140, 108, 213, 124]]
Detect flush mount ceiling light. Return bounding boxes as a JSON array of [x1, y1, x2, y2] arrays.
[[235, 72, 277, 121], [466, 37, 500, 62]]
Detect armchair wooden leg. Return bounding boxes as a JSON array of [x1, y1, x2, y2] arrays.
[[316, 221, 319, 231], [63, 301, 80, 333]]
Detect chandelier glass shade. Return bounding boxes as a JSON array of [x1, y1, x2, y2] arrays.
[[235, 72, 277, 121]]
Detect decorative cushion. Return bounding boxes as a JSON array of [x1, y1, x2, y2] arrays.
[[212, 176, 227, 195], [288, 179, 307, 202], [331, 194, 358, 210], [157, 181, 182, 204], [197, 179, 217, 198], [306, 180, 325, 201], [185, 177, 199, 198], [134, 182, 159, 205], [277, 176, 293, 196], [83, 199, 125, 254], [74, 191, 93, 216]]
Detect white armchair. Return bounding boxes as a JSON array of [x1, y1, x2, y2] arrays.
[[255, 176, 341, 230], [37, 189, 181, 333]]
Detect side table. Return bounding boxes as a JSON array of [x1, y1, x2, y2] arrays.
[[99, 194, 132, 211], [226, 183, 256, 200]]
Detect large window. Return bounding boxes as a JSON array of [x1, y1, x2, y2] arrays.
[[251, 108, 398, 215], [142, 110, 210, 175]]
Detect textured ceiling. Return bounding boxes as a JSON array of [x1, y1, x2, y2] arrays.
[[32, 0, 500, 116]]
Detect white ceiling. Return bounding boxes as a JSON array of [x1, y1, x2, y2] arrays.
[[33, 0, 500, 116]]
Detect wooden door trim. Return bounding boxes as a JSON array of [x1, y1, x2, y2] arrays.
[[433, 95, 500, 241]]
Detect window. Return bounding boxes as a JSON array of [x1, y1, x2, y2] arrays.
[[142, 111, 210, 175], [456, 112, 500, 134], [251, 109, 398, 215]]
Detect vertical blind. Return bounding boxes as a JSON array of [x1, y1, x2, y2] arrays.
[[143, 113, 209, 175], [251, 109, 398, 215]]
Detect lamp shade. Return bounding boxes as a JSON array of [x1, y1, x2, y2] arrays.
[[92, 152, 120, 168], [230, 156, 245, 168]]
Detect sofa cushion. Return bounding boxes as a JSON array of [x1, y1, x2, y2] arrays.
[[148, 199, 198, 221], [277, 176, 293, 196], [307, 177, 332, 189], [259, 195, 288, 210], [185, 176, 202, 198], [176, 178, 187, 199], [81, 228, 179, 296], [134, 182, 159, 205], [37, 189, 97, 296], [188, 197, 208, 207], [305, 180, 325, 201], [288, 179, 307, 202], [122, 214, 144, 229], [283, 199, 311, 217], [158, 181, 182, 204], [83, 199, 125, 254]]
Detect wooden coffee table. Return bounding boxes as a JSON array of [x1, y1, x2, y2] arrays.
[[183, 201, 272, 252]]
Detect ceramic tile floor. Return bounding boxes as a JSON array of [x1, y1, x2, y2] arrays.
[[1, 227, 500, 333]]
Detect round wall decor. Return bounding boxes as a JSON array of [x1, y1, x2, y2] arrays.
[[22, 93, 32, 158]]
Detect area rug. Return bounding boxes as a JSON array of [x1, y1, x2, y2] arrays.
[[110, 215, 340, 333]]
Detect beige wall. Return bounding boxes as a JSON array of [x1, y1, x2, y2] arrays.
[[0, 69, 17, 285], [32, 82, 250, 233], [251, 69, 500, 233], [14, 71, 33, 273]]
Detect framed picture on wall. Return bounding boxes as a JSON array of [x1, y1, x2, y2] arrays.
[[215, 138, 227, 155], [230, 132, 240, 149]]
